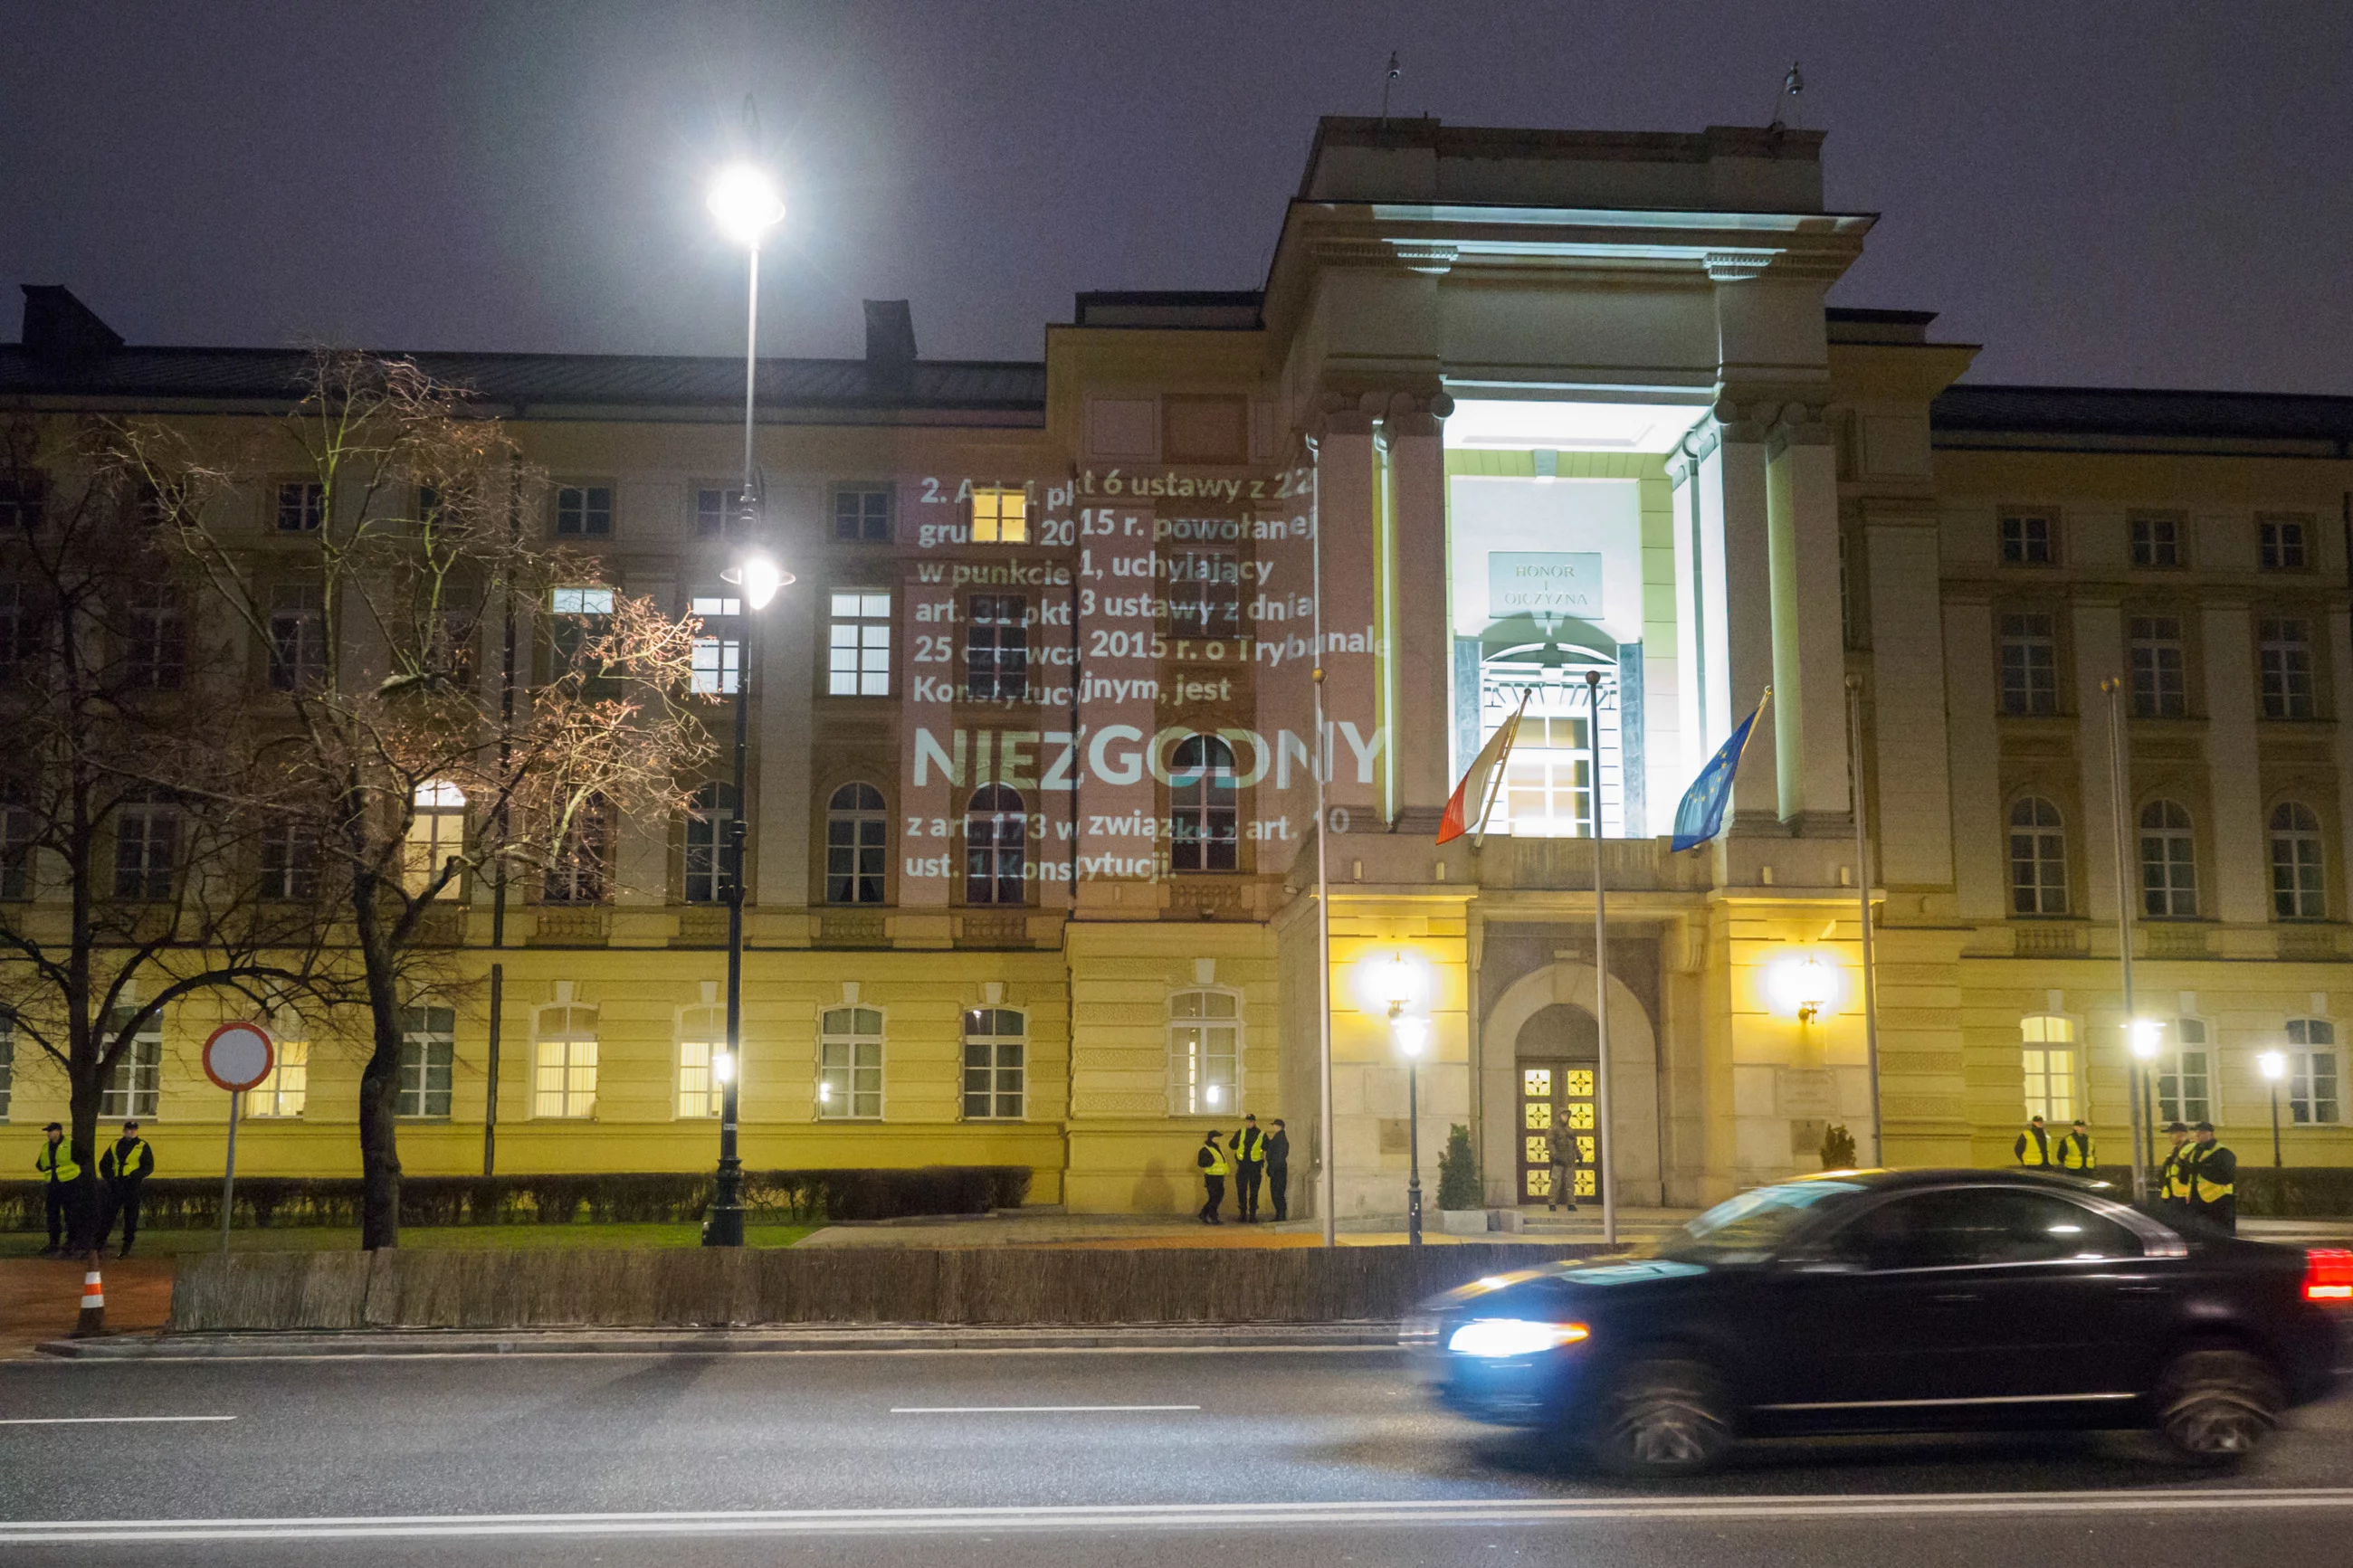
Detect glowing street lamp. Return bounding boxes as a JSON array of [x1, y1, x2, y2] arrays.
[[2259, 1050, 2288, 1167], [1377, 951, 1428, 1249]]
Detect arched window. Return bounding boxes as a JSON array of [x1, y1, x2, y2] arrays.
[[1169, 735, 1237, 872], [2139, 800, 2197, 917], [1169, 988, 1240, 1115], [404, 780, 466, 898], [683, 782, 739, 905], [2007, 796, 2067, 915], [965, 784, 1025, 905], [2270, 802, 2326, 920], [542, 794, 611, 905], [963, 1007, 1025, 1120], [825, 783, 887, 905]]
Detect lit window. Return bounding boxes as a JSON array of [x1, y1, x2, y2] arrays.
[[971, 486, 1027, 544], [1504, 716, 1594, 838], [268, 584, 327, 691], [404, 781, 466, 898], [826, 783, 888, 905], [2130, 515, 2181, 568], [965, 784, 1026, 905], [2008, 796, 2067, 915], [2258, 515, 2309, 571], [2000, 513, 2054, 565], [2259, 618, 2314, 719], [834, 487, 891, 542], [1998, 613, 2057, 716], [276, 481, 324, 533], [689, 592, 743, 696], [2019, 1015, 2075, 1124], [1170, 988, 1239, 1116], [2287, 1019, 2340, 1125], [2157, 1019, 2209, 1126], [396, 1006, 454, 1117], [533, 1001, 598, 1119], [2139, 800, 2197, 917], [818, 1006, 883, 1118], [556, 485, 612, 538], [677, 1003, 723, 1118], [250, 1020, 309, 1119], [962, 1008, 1025, 1120], [827, 592, 891, 697], [2272, 802, 2327, 920], [965, 594, 1027, 701], [2128, 615, 2185, 718], [100, 1005, 163, 1120]]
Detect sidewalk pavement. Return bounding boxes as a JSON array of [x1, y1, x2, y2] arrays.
[[795, 1206, 1700, 1250]]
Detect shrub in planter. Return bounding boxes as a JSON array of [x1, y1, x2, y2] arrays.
[[1820, 1124, 1859, 1171], [1435, 1124, 1483, 1216]]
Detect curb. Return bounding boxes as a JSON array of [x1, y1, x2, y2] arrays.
[[34, 1322, 1405, 1361]]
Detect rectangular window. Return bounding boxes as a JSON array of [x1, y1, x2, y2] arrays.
[[100, 1014, 163, 1120], [962, 1008, 1025, 1120], [250, 1038, 310, 1118], [2287, 1019, 2339, 1125], [818, 1006, 884, 1118], [1, 782, 33, 900], [268, 584, 327, 691], [2020, 1045, 2076, 1125], [2129, 515, 2181, 568], [827, 591, 891, 697], [541, 797, 611, 905], [548, 586, 614, 683], [556, 485, 612, 538], [965, 594, 1029, 701], [126, 588, 187, 689], [0, 1012, 12, 1121], [533, 1003, 598, 1118], [1998, 613, 2058, 717], [2129, 615, 2186, 718], [2000, 513, 2054, 565], [0, 474, 46, 530], [1504, 716, 1593, 837], [1166, 551, 1243, 639], [677, 1006, 722, 1118], [114, 798, 177, 900], [833, 487, 891, 542], [259, 815, 319, 901], [693, 488, 744, 540], [971, 486, 1027, 544], [2259, 618, 2314, 719], [396, 1006, 454, 1117], [2258, 515, 2309, 571], [689, 593, 743, 697], [0, 583, 40, 676], [276, 481, 324, 533], [2158, 1019, 2210, 1126], [1170, 989, 1240, 1116]]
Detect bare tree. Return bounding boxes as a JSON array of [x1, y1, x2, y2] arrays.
[[0, 415, 333, 1243], [114, 353, 711, 1248]]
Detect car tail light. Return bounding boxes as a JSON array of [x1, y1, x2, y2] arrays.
[[2305, 1249, 2353, 1304]]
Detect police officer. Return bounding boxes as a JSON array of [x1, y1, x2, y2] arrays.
[[34, 1123, 80, 1257], [2156, 1121, 2196, 1221], [2013, 1115, 2053, 1167], [1264, 1117, 1291, 1222], [1196, 1130, 1229, 1224], [1546, 1126, 1578, 1212], [99, 1120, 156, 1258], [2055, 1117, 2098, 1173], [1230, 1113, 1269, 1222], [2187, 1120, 2238, 1233]]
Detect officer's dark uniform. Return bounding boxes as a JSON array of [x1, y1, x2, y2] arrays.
[[1230, 1121, 1269, 1221], [1196, 1136, 1228, 1224], [2187, 1126, 2238, 1234], [2013, 1121, 2053, 1167], [34, 1129, 80, 1255], [2156, 1126, 2196, 1222], [100, 1131, 156, 1257], [2055, 1125, 2098, 1172], [1264, 1124, 1291, 1221]]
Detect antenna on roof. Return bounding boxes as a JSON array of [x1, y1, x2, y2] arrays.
[[1768, 61, 1804, 132], [1379, 52, 1400, 122]]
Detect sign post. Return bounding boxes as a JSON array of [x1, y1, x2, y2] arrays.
[[202, 1022, 274, 1254]]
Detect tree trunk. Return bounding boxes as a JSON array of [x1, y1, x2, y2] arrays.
[[356, 925, 405, 1250], [67, 1058, 104, 1254]]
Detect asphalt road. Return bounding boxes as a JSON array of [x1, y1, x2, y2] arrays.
[[2, 1347, 2349, 1565]]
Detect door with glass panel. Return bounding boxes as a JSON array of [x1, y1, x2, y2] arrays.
[[1518, 1061, 1601, 1204]]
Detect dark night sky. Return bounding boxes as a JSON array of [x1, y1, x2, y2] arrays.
[[3, 1, 2347, 392]]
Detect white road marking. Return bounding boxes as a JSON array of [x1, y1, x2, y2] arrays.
[[7, 1487, 2353, 1543], [890, 1403, 1201, 1413], [0, 1416, 235, 1426]]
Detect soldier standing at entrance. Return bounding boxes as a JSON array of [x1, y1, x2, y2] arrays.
[[1545, 1126, 1578, 1213]]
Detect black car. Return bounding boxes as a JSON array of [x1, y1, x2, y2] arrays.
[[1404, 1168, 2350, 1476]]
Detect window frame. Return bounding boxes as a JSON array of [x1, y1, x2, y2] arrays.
[[2157, 1017, 2212, 1126], [826, 589, 893, 698], [676, 1003, 724, 1119], [682, 781, 741, 906], [2019, 1014, 2077, 1125], [403, 780, 467, 899], [395, 1005, 456, 1118], [2258, 514, 2310, 572], [274, 480, 324, 534], [688, 591, 744, 698], [1997, 612, 2059, 717], [2285, 1018, 2340, 1126], [1998, 511, 2056, 566], [2138, 798, 2199, 918], [970, 485, 1028, 545], [2129, 513, 2183, 569], [961, 1006, 1026, 1121], [1168, 985, 1242, 1117], [2007, 795, 2069, 916], [541, 794, 613, 906], [2127, 613, 2186, 719], [532, 1001, 600, 1120], [259, 813, 320, 902], [2269, 801, 2327, 921], [817, 1005, 885, 1119], [831, 485, 893, 543], [1169, 735, 1240, 872], [100, 1008, 163, 1121], [2258, 617, 2315, 720], [963, 784, 1027, 906], [554, 484, 614, 539], [113, 791, 178, 901], [249, 1030, 310, 1119], [964, 594, 1030, 702], [825, 782, 889, 906], [266, 583, 328, 692], [692, 486, 747, 540], [125, 586, 188, 690]]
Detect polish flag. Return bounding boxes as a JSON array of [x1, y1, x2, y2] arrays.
[[1435, 692, 1531, 845]]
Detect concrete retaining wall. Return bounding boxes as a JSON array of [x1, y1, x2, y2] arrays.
[[167, 1244, 1604, 1334]]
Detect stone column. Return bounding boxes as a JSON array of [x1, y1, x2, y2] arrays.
[[1865, 503, 1956, 890], [1380, 392, 1453, 821], [1698, 419, 1777, 825], [1764, 406, 1850, 829]]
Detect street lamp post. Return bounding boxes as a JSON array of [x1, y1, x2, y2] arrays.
[[2259, 1050, 2287, 1167], [702, 163, 791, 1249], [1379, 953, 1425, 1247]]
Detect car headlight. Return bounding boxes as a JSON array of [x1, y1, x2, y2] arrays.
[[1446, 1318, 1591, 1358]]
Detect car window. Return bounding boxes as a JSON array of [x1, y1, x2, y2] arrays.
[[1827, 1189, 2141, 1271], [1652, 1180, 1866, 1265]]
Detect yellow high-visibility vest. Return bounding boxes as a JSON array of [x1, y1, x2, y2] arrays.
[[34, 1145, 81, 1183], [2057, 1132, 2097, 1170], [1199, 1145, 1229, 1177], [2015, 1127, 2053, 1166]]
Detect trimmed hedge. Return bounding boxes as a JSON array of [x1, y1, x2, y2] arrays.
[[0, 1165, 1031, 1233]]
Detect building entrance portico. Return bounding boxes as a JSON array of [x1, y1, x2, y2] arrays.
[[1479, 959, 1662, 1209]]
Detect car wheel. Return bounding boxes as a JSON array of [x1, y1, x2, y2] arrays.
[[2154, 1347, 2283, 1464], [1589, 1357, 1734, 1478]]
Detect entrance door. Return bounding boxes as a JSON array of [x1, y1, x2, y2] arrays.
[[1518, 1061, 1601, 1204]]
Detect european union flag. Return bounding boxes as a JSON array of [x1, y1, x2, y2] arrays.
[[1671, 690, 1770, 851]]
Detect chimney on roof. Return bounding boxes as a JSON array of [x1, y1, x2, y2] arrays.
[[862, 299, 916, 401], [20, 285, 123, 366]]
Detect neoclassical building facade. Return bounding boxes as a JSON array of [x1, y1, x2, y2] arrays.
[[5, 116, 2350, 1213]]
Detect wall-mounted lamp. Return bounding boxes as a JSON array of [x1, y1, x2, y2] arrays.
[[1767, 951, 1842, 1024]]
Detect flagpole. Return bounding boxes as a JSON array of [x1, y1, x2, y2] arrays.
[[1585, 669, 1615, 1249], [1308, 438, 1336, 1250]]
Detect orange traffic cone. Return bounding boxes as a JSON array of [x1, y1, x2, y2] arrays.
[[71, 1257, 105, 1337]]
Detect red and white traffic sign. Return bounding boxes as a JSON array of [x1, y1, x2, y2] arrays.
[[202, 1022, 274, 1093]]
